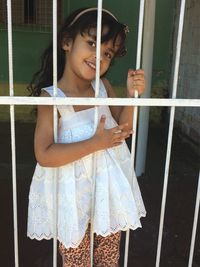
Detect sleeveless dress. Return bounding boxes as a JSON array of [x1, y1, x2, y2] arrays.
[[27, 79, 146, 249]]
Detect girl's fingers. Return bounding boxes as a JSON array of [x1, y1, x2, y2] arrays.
[[132, 78, 145, 83], [132, 74, 145, 79], [113, 130, 132, 142], [97, 115, 106, 131], [128, 69, 144, 77], [130, 77, 145, 86], [129, 86, 144, 94], [127, 70, 136, 78], [136, 69, 145, 75], [132, 80, 145, 86], [111, 123, 128, 133], [113, 133, 125, 140], [127, 69, 145, 97], [134, 69, 145, 75], [113, 134, 131, 146]]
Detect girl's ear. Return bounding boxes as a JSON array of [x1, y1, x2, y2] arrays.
[[62, 37, 73, 52]]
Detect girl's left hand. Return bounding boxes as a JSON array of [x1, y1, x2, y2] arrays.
[[127, 69, 146, 97]]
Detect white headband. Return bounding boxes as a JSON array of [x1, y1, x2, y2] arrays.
[[69, 8, 118, 27]]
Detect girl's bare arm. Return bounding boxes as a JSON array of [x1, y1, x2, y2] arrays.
[[102, 70, 145, 131], [102, 78, 134, 130]]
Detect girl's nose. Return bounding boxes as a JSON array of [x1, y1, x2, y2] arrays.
[[94, 54, 103, 61]]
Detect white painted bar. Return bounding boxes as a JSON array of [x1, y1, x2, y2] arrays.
[[7, 0, 19, 266], [94, 1, 102, 99], [155, 0, 186, 266], [10, 106, 19, 267], [136, 0, 146, 70], [52, 0, 58, 266], [90, 1, 103, 266], [7, 0, 14, 97], [188, 171, 200, 267], [1, 96, 199, 107], [124, 0, 145, 266], [136, 0, 156, 176]]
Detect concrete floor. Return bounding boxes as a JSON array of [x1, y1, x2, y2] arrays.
[[0, 121, 199, 267]]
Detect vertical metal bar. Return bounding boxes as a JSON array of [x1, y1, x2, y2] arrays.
[[90, 2, 103, 266], [7, 0, 19, 266], [136, 0, 146, 70], [136, 0, 156, 176], [124, 0, 145, 266], [155, 1, 186, 266], [94, 1, 102, 99], [52, 0, 58, 266], [188, 171, 200, 267]]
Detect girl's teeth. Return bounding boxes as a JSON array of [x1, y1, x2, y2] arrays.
[[87, 61, 96, 69]]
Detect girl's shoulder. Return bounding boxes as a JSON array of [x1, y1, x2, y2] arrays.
[[40, 90, 51, 97], [91, 78, 113, 98], [101, 78, 117, 98], [40, 86, 53, 97]]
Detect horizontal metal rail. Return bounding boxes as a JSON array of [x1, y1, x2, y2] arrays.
[[0, 97, 199, 107]]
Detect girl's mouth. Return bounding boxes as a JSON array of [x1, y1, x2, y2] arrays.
[[85, 60, 96, 70]]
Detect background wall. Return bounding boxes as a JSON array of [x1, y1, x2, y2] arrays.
[[0, 0, 175, 123], [0, 0, 174, 85], [172, 0, 200, 148]]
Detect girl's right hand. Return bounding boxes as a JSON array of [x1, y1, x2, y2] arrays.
[[93, 115, 133, 150]]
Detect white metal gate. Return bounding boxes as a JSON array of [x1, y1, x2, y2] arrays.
[[1, 0, 200, 266]]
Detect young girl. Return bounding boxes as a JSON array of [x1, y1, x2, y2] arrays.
[[27, 7, 146, 267]]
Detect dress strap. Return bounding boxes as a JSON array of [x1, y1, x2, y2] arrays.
[[41, 86, 66, 97], [91, 79, 108, 98], [41, 86, 74, 115]]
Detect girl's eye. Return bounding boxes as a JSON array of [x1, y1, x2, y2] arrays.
[[105, 52, 112, 60], [88, 41, 96, 48]]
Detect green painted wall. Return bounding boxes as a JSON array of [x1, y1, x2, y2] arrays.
[[0, 30, 51, 84], [0, 0, 175, 87], [153, 0, 175, 83]]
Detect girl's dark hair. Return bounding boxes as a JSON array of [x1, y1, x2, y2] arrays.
[[28, 8, 128, 96]]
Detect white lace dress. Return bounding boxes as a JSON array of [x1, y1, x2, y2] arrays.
[[27, 79, 146, 248]]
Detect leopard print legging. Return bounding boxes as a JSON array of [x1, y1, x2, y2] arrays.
[[59, 225, 121, 267]]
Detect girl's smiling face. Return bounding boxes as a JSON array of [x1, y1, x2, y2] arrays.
[[63, 26, 122, 82]]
